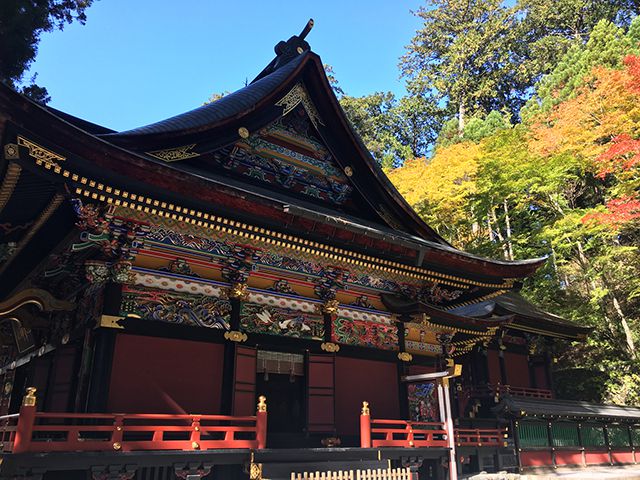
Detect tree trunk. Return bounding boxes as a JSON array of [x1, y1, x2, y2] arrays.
[[576, 241, 636, 358], [503, 199, 514, 260], [458, 99, 465, 134], [489, 206, 509, 260]]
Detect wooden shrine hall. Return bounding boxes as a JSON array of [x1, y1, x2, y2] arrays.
[[0, 20, 638, 480]]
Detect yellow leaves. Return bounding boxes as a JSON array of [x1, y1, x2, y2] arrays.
[[388, 142, 481, 210]]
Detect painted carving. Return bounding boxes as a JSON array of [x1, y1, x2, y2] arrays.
[[332, 316, 398, 350], [121, 286, 231, 330], [240, 302, 324, 339]]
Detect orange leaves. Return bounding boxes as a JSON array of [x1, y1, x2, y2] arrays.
[[582, 196, 640, 229], [528, 61, 640, 164], [594, 133, 640, 178]]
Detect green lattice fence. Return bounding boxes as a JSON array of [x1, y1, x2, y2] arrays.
[[632, 428, 640, 446], [551, 422, 580, 447], [581, 424, 606, 447], [607, 425, 630, 447], [518, 421, 549, 447]]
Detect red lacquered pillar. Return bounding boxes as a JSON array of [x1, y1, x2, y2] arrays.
[[360, 401, 371, 448], [13, 387, 37, 454], [256, 396, 267, 449]]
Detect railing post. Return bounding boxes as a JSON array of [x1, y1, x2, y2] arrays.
[[112, 415, 124, 451], [256, 395, 267, 449], [360, 401, 371, 448], [190, 415, 201, 450], [13, 387, 37, 454]]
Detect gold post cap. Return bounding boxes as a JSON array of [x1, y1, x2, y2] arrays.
[[22, 387, 37, 407], [361, 401, 370, 416], [258, 395, 267, 412]]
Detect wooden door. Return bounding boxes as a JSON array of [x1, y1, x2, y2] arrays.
[[306, 353, 335, 433], [232, 345, 257, 416]]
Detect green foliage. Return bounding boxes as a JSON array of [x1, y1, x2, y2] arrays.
[[339, 92, 441, 168], [522, 18, 640, 121], [401, 0, 524, 125], [0, 0, 94, 103]]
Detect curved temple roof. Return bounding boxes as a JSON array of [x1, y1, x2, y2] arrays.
[[0, 21, 552, 301]]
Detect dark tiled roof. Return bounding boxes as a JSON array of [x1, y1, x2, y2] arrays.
[[494, 396, 640, 421], [101, 53, 307, 138], [451, 291, 583, 328]]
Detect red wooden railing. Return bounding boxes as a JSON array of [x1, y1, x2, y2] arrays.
[[454, 428, 508, 447], [0, 389, 267, 454], [469, 384, 552, 400], [359, 403, 447, 448]]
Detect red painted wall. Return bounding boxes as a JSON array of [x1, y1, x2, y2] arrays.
[[504, 352, 530, 387], [108, 334, 225, 414], [612, 451, 634, 464], [520, 451, 553, 467], [555, 451, 583, 466], [534, 364, 549, 390], [487, 350, 501, 385], [585, 451, 610, 465], [335, 357, 399, 435]]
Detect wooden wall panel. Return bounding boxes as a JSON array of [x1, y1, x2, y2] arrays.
[[108, 334, 225, 414], [334, 357, 399, 435]]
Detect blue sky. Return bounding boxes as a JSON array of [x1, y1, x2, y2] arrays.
[[27, 0, 424, 131]]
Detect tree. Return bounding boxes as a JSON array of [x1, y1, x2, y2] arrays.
[[401, 0, 524, 132], [0, 0, 94, 103]]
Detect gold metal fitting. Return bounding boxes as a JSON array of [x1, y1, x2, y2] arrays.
[[22, 387, 37, 407], [321, 342, 340, 353], [238, 127, 250, 139], [116, 426, 122, 431], [257, 395, 267, 413], [194, 426, 200, 432], [361, 401, 370, 416], [321, 299, 340, 315], [228, 282, 249, 300], [113, 442, 121, 450], [397, 352, 413, 362], [191, 441, 200, 449], [224, 330, 248, 343]]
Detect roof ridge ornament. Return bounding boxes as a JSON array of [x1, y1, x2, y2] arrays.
[[252, 19, 314, 83], [274, 19, 314, 64]]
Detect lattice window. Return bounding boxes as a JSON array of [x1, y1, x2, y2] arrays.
[[551, 422, 580, 447], [607, 425, 630, 447], [581, 423, 606, 447], [518, 420, 549, 447], [631, 427, 640, 446]]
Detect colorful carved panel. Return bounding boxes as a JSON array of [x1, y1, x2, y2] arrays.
[[332, 316, 398, 350], [408, 382, 440, 422], [121, 285, 231, 330], [209, 111, 352, 205], [240, 302, 324, 339]]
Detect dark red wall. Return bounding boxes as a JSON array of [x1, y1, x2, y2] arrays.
[[487, 350, 501, 385], [335, 357, 399, 435], [504, 352, 531, 388], [108, 334, 225, 414]]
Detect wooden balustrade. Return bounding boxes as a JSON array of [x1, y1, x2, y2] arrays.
[[0, 389, 267, 454], [468, 384, 552, 400], [291, 467, 412, 480], [454, 428, 508, 447]]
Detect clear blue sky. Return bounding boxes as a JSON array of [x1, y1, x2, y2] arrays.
[[26, 0, 424, 132]]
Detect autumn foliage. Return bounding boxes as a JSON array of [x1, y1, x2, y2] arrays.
[[387, 26, 640, 404]]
